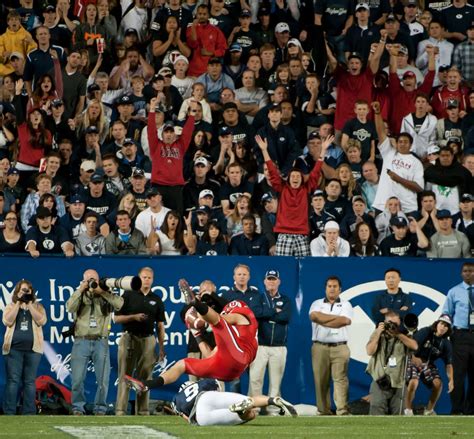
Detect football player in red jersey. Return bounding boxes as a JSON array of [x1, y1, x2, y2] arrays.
[[124, 279, 259, 391]]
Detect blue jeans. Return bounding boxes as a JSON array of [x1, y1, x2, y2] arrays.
[[3, 349, 42, 415], [70, 338, 110, 414]]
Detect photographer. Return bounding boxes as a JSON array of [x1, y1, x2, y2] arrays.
[[115, 267, 166, 416], [405, 315, 454, 416], [366, 310, 418, 415], [66, 269, 124, 416], [2, 279, 47, 415]]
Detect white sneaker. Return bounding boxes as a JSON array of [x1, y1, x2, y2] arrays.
[[404, 408, 414, 416], [423, 409, 436, 416], [229, 398, 254, 413]]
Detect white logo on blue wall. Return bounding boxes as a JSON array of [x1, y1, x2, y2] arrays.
[[341, 281, 445, 364]]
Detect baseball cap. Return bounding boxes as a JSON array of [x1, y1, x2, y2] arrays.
[[405, 0, 417, 5], [80, 160, 96, 172], [124, 28, 138, 36], [87, 83, 100, 94], [324, 221, 339, 231], [403, 71, 416, 79], [43, 4, 56, 12], [308, 131, 321, 141], [122, 138, 136, 146], [461, 193, 474, 202], [312, 189, 324, 198], [194, 157, 209, 167], [199, 189, 214, 199], [275, 22, 290, 33], [219, 126, 232, 136], [146, 187, 161, 197], [9, 52, 24, 60], [132, 168, 145, 178], [437, 314, 452, 326], [436, 209, 451, 219], [389, 216, 408, 227], [173, 55, 189, 65], [240, 9, 251, 17], [348, 52, 363, 61], [447, 136, 462, 146], [116, 95, 133, 105], [36, 206, 52, 219], [229, 43, 243, 53], [223, 102, 238, 111], [85, 125, 99, 135], [261, 192, 274, 204], [398, 45, 409, 56], [287, 38, 302, 48], [208, 57, 222, 65], [258, 6, 270, 15], [69, 193, 85, 204], [196, 205, 211, 215], [386, 13, 398, 22], [7, 167, 19, 176], [427, 144, 440, 155], [265, 270, 280, 279], [438, 65, 451, 72], [352, 195, 366, 204], [356, 2, 370, 10], [51, 98, 64, 108], [447, 99, 459, 109], [90, 172, 104, 183], [269, 102, 282, 112], [158, 67, 173, 76], [163, 121, 175, 131]]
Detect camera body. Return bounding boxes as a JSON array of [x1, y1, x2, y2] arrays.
[[383, 321, 398, 332], [19, 294, 33, 303]]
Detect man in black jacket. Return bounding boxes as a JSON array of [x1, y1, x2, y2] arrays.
[[248, 270, 291, 414]]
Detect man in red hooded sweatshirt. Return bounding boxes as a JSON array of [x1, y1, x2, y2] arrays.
[[147, 97, 197, 214], [186, 4, 227, 77], [388, 43, 436, 134], [255, 134, 328, 256]]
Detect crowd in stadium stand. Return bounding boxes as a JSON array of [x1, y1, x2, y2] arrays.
[[0, 0, 473, 258]]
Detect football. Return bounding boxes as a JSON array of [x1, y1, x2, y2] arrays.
[[185, 308, 208, 331]]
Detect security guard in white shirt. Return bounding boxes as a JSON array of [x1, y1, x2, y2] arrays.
[[309, 276, 353, 415]]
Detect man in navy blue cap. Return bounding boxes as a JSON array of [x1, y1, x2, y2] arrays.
[[379, 215, 429, 256], [248, 269, 291, 414], [427, 210, 471, 258]]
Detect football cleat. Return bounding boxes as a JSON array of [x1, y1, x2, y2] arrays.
[[229, 397, 254, 413], [123, 375, 148, 394], [179, 278, 195, 305], [273, 397, 298, 417]]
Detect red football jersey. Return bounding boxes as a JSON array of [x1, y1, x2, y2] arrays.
[[221, 300, 258, 363]]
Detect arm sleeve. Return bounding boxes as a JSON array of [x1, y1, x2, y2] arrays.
[[265, 159, 285, 193], [147, 111, 159, 155]]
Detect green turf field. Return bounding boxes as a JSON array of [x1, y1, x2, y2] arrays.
[[0, 415, 473, 438]]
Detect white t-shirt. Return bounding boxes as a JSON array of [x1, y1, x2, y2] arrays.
[[134, 207, 170, 238], [308, 298, 353, 343], [171, 76, 194, 99], [156, 230, 181, 255], [373, 138, 424, 213]]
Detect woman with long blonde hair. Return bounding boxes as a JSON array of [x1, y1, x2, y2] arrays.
[[77, 99, 109, 144], [227, 194, 261, 239]]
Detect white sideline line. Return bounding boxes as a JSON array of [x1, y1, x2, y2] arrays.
[[55, 426, 178, 438]]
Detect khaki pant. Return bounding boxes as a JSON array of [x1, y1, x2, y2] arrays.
[[248, 345, 287, 397], [115, 333, 156, 415], [311, 342, 350, 415]]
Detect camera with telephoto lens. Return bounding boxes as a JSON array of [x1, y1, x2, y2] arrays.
[[383, 321, 398, 332], [87, 279, 99, 290], [98, 276, 142, 292]]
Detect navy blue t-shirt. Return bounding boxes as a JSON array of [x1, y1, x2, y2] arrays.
[[414, 326, 453, 365], [11, 309, 34, 351]]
